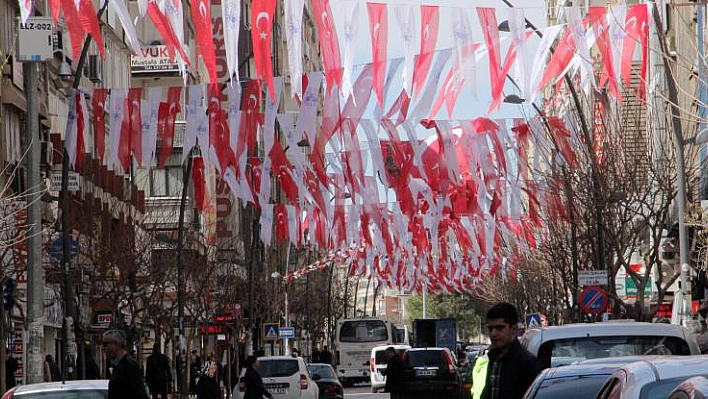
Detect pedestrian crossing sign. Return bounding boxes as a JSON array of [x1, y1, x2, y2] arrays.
[[264, 323, 279, 341], [525, 313, 541, 329]]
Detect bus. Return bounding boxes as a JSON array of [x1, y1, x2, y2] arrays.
[[334, 317, 405, 387]]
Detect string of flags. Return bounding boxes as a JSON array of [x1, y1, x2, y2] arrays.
[[47, 0, 654, 293]]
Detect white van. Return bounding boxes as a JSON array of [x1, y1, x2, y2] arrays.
[[369, 344, 411, 393]]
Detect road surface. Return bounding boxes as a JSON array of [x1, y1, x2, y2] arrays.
[[344, 383, 387, 398]]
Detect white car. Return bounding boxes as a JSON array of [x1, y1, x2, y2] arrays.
[[233, 356, 319, 399], [520, 321, 701, 368], [369, 344, 411, 393], [1, 380, 109, 399], [596, 355, 708, 399]]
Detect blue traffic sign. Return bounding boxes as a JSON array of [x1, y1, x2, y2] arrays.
[[263, 323, 279, 341], [47, 237, 78, 261], [579, 286, 608, 315], [525, 313, 542, 329], [279, 327, 295, 339]]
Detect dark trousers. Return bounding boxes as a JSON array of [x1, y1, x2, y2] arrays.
[[149, 381, 169, 399]]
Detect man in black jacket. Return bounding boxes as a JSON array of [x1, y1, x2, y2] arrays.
[[103, 329, 148, 399], [146, 343, 172, 399], [382, 347, 405, 399], [480, 302, 543, 399], [243, 355, 273, 399]]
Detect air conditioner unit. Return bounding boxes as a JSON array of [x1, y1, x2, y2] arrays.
[[40, 141, 54, 166], [88, 54, 102, 83]]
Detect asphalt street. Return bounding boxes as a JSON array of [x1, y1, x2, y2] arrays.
[[344, 383, 388, 398]]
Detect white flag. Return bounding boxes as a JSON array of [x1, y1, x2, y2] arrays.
[[608, 4, 627, 87], [109, 0, 142, 53], [65, 90, 79, 168], [528, 25, 562, 103], [565, 6, 594, 95], [108, 89, 127, 171], [295, 72, 322, 147], [452, 7, 476, 96], [395, 4, 416, 96], [284, 0, 304, 97], [341, 0, 360, 100], [508, 8, 529, 99], [141, 87, 161, 168], [222, 0, 241, 83]]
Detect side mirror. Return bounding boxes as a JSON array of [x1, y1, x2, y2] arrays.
[[312, 374, 322, 381]]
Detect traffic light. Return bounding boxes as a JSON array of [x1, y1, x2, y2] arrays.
[[3, 278, 15, 310]]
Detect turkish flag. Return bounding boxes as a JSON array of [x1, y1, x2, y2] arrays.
[[192, 155, 209, 212], [92, 88, 108, 165], [312, 0, 343, 94], [412, 5, 439, 99], [190, 0, 217, 82], [251, 0, 277, 101], [367, 2, 388, 107], [157, 86, 182, 168]]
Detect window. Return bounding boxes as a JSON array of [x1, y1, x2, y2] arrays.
[[259, 360, 299, 378], [339, 320, 388, 343], [149, 167, 183, 197]]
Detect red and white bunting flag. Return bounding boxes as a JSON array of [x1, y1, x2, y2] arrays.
[[412, 5, 440, 99], [452, 8, 476, 96], [547, 117, 578, 167], [295, 72, 322, 146], [477, 7, 512, 112], [77, 90, 89, 168], [339, 64, 374, 133], [252, 0, 277, 101], [528, 25, 562, 103], [222, 0, 241, 83], [341, 1, 360, 100], [565, 7, 593, 96], [372, 58, 403, 123], [622, 4, 649, 100], [270, 141, 299, 205], [410, 48, 451, 120], [537, 28, 575, 92], [128, 88, 143, 167], [108, 89, 126, 171], [274, 204, 289, 243], [191, 154, 209, 212], [312, 0, 343, 94], [157, 86, 182, 168], [190, 0, 217, 82], [284, 0, 305, 97], [65, 90, 79, 168], [147, 0, 191, 66], [91, 88, 108, 165], [78, 0, 104, 57], [286, 204, 299, 246], [142, 87, 161, 168], [360, 120, 388, 187], [608, 5, 627, 90], [589, 6, 622, 102], [208, 86, 236, 174], [435, 121, 461, 185], [60, 0, 85, 60], [108, 0, 142, 54], [183, 85, 204, 163], [367, 2, 388, 108], [394, 4, 416, 96], [264, 77, 284, 153], [508, 8, 529, 98]]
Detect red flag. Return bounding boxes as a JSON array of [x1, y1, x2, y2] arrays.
[[49, 0, 61, 24], [547, 117, 578, 167], [367, 2, 388, 107], [128, 88, 143, 166], [622, 4, 649, 101], [538, 29, 576, 91], [78, 0, 105, 58], [92, 88, 108, 165], [312, 0, 343, 94], [274, 204, 289, 243], [76, 92, 86, 168], [158, 86, 182, 168], [269, 141, 299, 204], [190, 0, 217, 82], [208, 84, 237, 171], [60, 0, 85, 60], [192, 155, 209, 212], [251, 0, 277, 101], [412, 5, 439, 99], [589, 7, 622, 102], [147, 2, 191, 66], [477, 7, 507, 111]]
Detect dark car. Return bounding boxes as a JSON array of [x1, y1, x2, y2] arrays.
[[307, 362, 343, 399], [523, 361, 629, 399], [402, 347, 462, 399]]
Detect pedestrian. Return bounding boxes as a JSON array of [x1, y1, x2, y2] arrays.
[[243, 355, 273, 399], [319, 346, 332, 365], [6, 348, 18, 390], [102, 329, 148, 399], [479, 302, 543, 399], [311, 347, 321, 363], [44, 354, 60, 382], [189, 350, 201, 396], [196, 361, 221, 399], [146, 343, 172, 399], [381, 347, 405, 399]]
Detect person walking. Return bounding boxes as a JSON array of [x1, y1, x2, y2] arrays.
[[479, 302, 543, 399], [319, 346, 333, 365], [102, 329, 148, 399], [381, 347, 405, 399], [243, 355, 273, 399], [6, 348, 18, 390], [196, 361, 221, 399], [189, 350, 201, 396], [44, 354, 60, 382], [145, 343, 172, 399]]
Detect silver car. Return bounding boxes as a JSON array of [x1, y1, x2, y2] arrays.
[[1, 380, 109, 399], [520, 321, 701, 368], [596, 355, 708, 399]]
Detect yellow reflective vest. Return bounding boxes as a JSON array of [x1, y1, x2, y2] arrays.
[[471, 353, 489, 399]]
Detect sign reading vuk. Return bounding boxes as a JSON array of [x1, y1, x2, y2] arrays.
[[131, 45, 182, 73]]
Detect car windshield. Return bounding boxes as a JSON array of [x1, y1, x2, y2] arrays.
[[531, 374, 612, 399], [539, 336, 690, 367], [14, 390, 107, 399], [405, 351, 445, 367], [308, 365, 335, 378], [339, 320, 388, 343], [259, 360, 299, 377]]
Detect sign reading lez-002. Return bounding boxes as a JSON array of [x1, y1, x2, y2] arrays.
[[579, 286, 608, 315]]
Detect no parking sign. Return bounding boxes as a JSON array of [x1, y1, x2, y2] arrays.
[[579, 286, 608, 315]]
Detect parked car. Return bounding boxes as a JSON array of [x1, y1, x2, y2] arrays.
[[520, 321, 701, 368], [523, 359, 635, 399], [233, 356, 319, 399], [595, 355, 708, 399], [369, 344, 410, 393], [668, 376, 708, 399], [1, 380, 109, 399], [401, 347, 462, 399], [307, 363, 343, 399]]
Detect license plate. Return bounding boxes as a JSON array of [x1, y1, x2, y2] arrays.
[[264, 384, 288, 395], [416, 369, 437, 377]]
